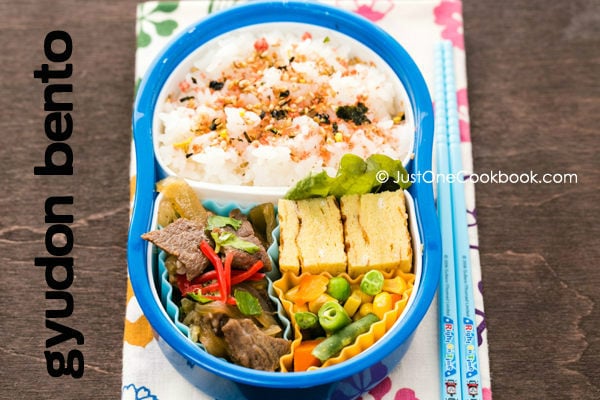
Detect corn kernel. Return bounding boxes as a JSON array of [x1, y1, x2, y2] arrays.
[[393, 112, 405, 124], [351, 287, 373, 304], [334, 132, 343, 142], [356, 302, 373, 319], [173, 137, 192, 150], [382, 276, 406, 294], [219, 129, 228, 139], [372, 292, 393, 319], [343, 292, 362, 317]]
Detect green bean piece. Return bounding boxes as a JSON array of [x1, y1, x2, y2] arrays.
[[360, 270, 384, 296], [317, 301, 351, 333], [327, 276, 351, 302], [295, 311, 319, 330], [311, 313, 380, 362]]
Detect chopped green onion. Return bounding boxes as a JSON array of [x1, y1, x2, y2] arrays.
[[187, 291, 214, 304]]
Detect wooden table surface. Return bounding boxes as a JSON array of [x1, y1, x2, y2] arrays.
[[1, 1, 598, 399]]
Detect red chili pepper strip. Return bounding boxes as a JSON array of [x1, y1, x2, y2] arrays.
[[190, 270, 218, 285], [179, 274, 265, 297], [176, 275, 206, 297], [176, 274, 190, 294], [224, 252, 233, 299], [197, 272, 262, 294], [199, 240, 227, 301], [191, 269, 265, 285], [200, 261, 265, 293], [231, 260, 264, 284], [181, 272, 265, 297], [225, 296, 237, 305], [240, 272, 265, 281]]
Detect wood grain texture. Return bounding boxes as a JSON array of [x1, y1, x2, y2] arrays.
[[0, 0, 598, 399], [463, 1, 600, 399]]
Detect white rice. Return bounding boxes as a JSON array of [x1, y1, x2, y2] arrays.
[[156, 29, 413, 187]]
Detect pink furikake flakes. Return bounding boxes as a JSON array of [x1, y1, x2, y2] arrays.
[[157, 29, 412, 187]]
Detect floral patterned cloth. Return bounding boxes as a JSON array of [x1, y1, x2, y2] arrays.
[[124, 1, 492, 399]]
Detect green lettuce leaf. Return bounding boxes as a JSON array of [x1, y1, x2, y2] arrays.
[[329, 154, 376, 197], [207, 215, 242, 231], [210, 231, 260, 254], [366, 154, 411, 191], [284, 153, 411, 200], [284, 170, 334, 200]]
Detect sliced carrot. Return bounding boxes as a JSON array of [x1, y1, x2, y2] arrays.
[[293, 339, 324, 372], [294, 274, 329, 306], [390, 293, 403, 305]]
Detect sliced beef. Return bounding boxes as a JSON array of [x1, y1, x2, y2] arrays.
[[141, 218, 211, 280], [219, 209, 272, 272], [199, 312, 230, 334], [221, 318, 290, 371]]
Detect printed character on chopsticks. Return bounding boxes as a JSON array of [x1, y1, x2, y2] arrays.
[[467, 380, 479, 397], [445, 379, 457, 396]]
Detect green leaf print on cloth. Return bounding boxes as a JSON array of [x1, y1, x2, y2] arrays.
[[136, 1, 179, 48], [207, 0, 240, 14]]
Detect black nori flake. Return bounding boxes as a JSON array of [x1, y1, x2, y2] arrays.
[[279, 89, 290, 98], [315, 113, 330, 124], [209, 80, 225, 90], [243, 131, 252, 142], [332, 122, 339, 132], [191, 77, 197, 84], [259, 110, 266, 119], [179, 96, 195, 102], [271, 109, 287, 120], [209, 118, 218, 131], [335, 102, 371, 125], [185, 153, 194, 158]]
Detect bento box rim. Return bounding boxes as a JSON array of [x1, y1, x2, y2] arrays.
[[128, 0, 440, 389]]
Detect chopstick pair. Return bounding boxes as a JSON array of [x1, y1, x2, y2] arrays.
[[434, 41, 482, 400]]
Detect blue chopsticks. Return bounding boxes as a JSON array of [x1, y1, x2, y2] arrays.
[[435, 42, 462, 400], [435, 40, 482, 400]]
